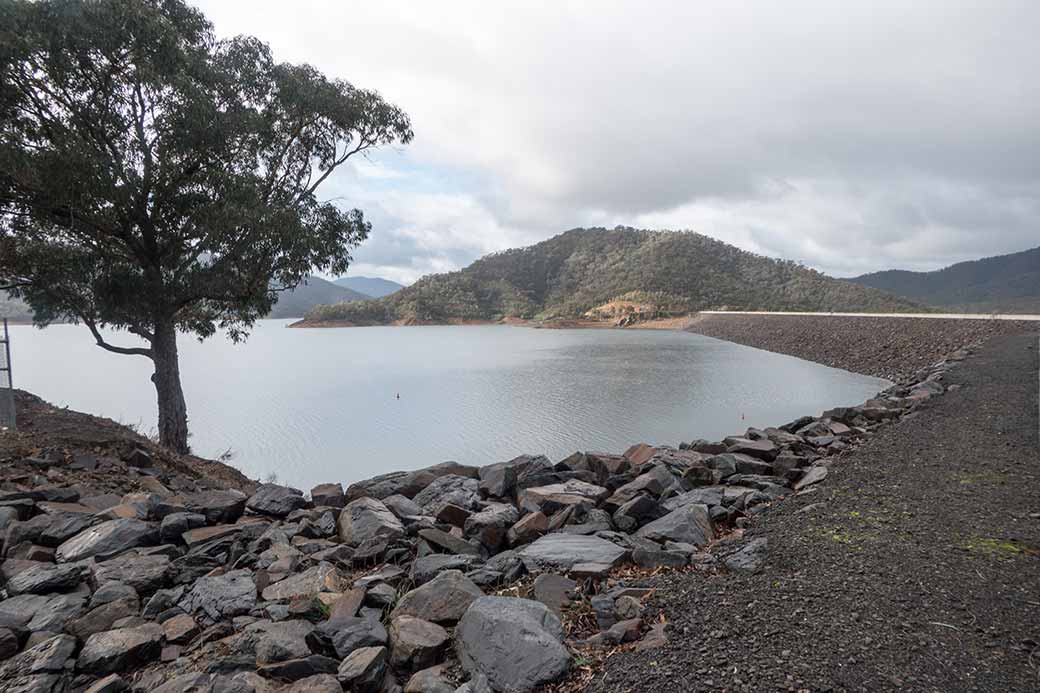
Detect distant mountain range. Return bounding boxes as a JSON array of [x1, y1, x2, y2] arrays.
[[301, 227, 921, 326], [333, 276, 404, 298], [267, 276, 370, 319], [850, 245, 1040, 314]]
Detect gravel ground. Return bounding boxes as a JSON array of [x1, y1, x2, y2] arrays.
[[686, 314, 1035, 383], [594, 332, 1040, 693]]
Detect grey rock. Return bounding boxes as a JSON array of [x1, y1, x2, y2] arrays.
[[180, 569, 258, 624], [28, 593, 86, 633], [404, 664, 455, 693], [722, 537, 769, 573], [506, 511, 547, 547], [455, 596, 570, 691], [413, 475, 480, 516], [392, 570, 483, 625], [77, 623, 164, 674], [83, 673, 130, 693], [410, 553, 483, 585], [287, 674, 342, 693], [383, 494, 423, 519], [162, 489, 247, 524], [388, 615, 449, 672], [635, 503, 714, 546], [256, 655, 339, 682], [632, 546, 688, 568], [794, 465, 828, 490], [518, 533, 627, 573], [518, 480, 608, 515], [723, 437, 778, 461], [92, 553, 174, 595], [531, 573, 576, 616], [5, 562, 85, 595], [337, 497, 405, 546], [260, 563, 346, 602], [310, 483, 345, 509], [612, 495, 665, 532], [417, 528, 482, 557], [159, 512, 207, 544], [247, 484, 310, 518], [603, 465, 674, 510], [251, 620, 318, 664], [318, 616, 387, 659], [337, 645, 386, 692], [0, 633, 76, 678], [464, 503, 519, 552], [66, 595, 141, 640], [54, 518, 158, 563]]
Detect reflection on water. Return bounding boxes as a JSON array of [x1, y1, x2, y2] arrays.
[[9, 321, 889, 490]]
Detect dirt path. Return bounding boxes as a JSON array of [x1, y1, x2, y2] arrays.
[[595, 332, 1040, 692]]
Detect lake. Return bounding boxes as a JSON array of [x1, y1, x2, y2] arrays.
[[7, 321, 889, 491]]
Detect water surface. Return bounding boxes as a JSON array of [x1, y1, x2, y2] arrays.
[[8, 322, 888, 490]]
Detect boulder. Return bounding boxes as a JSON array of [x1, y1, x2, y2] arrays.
[[261, 563, 346, 602], [388, 615, 449, 671], [723, 437, 778, 461], [382, 494, 423, 519], [635, 503, 713, 546], [159, 512, 206, 544], [794, 465, 828, 491], [162, 613, 200, 645], [518, 533, 627, 573], [392, 570, 483, 625], [164, 489, 247, 524], [179, 569, 257, 624], [287, 674, 342, 693], [345, 472, 408, 503], [722, 537, 768, 573], [531, 573, 576, 616], [519, 480, 609, 515], [603, 465, 674, 510], [404, 664, 456, 693], [464, 503, 519, 552], [455, 596, 570, 691], [612, 495, 666, 532], [247, 484, 310, 518], [5, 562, 85, 596], [27, 593, 87, 633], [413, 475, 480, 516], [55, 518, 158, 563], [507, 511, 548, 547], [310, 483, 345, 508], [410, 553, 483, 585], [92, 553, 174, 595], [319, 616, 387, 659], [337, 497, 405, 546], [337, 646, 386, 692], [77, 623, 164, 674], [66, 595, 141, 640], [417, 528, 482, 556]]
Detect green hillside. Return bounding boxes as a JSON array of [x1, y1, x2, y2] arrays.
[[303, 227, 922, 325]]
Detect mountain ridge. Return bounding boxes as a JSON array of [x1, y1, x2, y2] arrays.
[[300, 227, 923, 326], [850, 245, 1040, 313], [333, 276, 404, 298]]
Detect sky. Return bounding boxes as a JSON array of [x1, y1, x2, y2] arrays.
[[193, 1, 1040, 285]]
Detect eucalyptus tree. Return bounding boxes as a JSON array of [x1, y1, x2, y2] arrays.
[[0, 0, 412, 452]]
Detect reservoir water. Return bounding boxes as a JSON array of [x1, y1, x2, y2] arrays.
[[8, 321, 889, 490]]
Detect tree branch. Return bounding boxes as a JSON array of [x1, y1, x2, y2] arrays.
[[83, 318, 153, 358]]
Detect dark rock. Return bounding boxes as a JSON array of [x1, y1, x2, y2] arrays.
[[55, 519, 158, 563], [413, 475, 480, 516], [257, 655, 339, 682], [417, 527, 482, 556], [310, 483, 345, 508], [318, 616, 387, 659], [399, 462, 480, 499], [722, 537, 768, 573], [635, 503, 714, 546], [83, 673, 129, 693], [392, 570, 483, 625], [0, 627, 19, 659], [159, 512, 207, 544], [506, 511, 547, 547], [260, 563, 346, 602], [794, 465, 828, 490], [247, 484, 310, 518], [602, 465, 674, 511], [519, 533, 627, 573], [337, 645, 386, 692], [463, 503, 519, 552], [77, 623, 164, 674], [410, 553, 483, 585], [163, 490, 247, 524], [337, 497, 405, 546], [456, 596, 570, 691], [27, 593, 87, 633], [93, 553, 174, 595], [723, 437, 778, 461], [612, 494, 666, 532], [0, 633, 76, 680], [632, 546, 688, 568], [180, 569, 258, 624], [66, 595, 141, 640], [435, 503, 471, 527], [519, 480, 608, 515], [404, 664, 455, 693], [388, 615, 448, 671], [5, 562, 84, 595], [531, 573, 576, 616], [286, 674, 342, 693], [382, 494, 423, 519]]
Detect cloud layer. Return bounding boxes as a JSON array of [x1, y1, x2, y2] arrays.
[[195, 1, 1040, 282]]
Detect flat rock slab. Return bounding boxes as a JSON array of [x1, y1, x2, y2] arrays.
[[518, 533, 628, 573], [635, 503, 714, 546], [55, 519, 158, 563]]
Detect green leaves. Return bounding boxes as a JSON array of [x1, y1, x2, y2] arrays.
[[0, 0, 412, 341]]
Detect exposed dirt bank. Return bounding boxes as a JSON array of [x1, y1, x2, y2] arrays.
[[686, 313, 1036, 383], [0, 389, 256, 497], [596, 332, 1040, 692]]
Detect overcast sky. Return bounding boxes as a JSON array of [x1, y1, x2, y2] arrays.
[[194, 1, 1039, 285]]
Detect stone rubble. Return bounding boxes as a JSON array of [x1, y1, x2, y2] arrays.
[[0, 350, 966, 691]]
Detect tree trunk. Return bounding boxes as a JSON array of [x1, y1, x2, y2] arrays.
[[151, 320, 190, 454]]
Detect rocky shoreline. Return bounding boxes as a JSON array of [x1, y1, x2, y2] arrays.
[[0, 336, 979, 692]]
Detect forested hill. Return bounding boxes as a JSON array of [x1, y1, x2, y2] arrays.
[[302, 227, 921, 326], [850, 246, 1040, 313]]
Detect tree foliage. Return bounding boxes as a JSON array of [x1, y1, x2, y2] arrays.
[[0, 0, 412, 450], [305, 227, 924, 324]]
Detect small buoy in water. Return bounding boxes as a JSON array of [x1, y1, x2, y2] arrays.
[[396, 393, 400, 400]]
